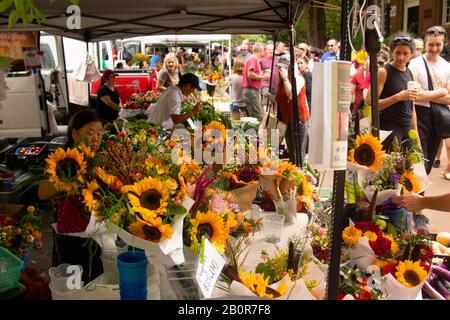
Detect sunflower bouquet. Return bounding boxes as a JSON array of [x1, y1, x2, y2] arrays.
[[258, 159, 302, 223], [84, 130, 197, 264], [44, 144, 102, 234]]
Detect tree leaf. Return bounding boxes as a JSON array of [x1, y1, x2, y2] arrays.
[[8, 9, 19, 28], [0, 0, 14, 13], [70, 0, 79, 5]]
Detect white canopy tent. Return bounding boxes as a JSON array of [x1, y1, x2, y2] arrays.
[[0, 1, 307, 42]]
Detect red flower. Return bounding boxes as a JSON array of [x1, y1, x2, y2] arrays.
[[419, 245, 433, 262], [355, 221, 382, 237], [107, 140, 114, 146], [337, 293, 347, 300], [112, 178, 123, 193], [420, 261, 431, 273], [355, 287, 372, 300], [118, 132, 126, 139], [382, 263, 397, 275], [369, 236, 392, 257]]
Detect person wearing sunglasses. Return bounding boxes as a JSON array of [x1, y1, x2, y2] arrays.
[[409, 26, 450, 176], [365, 32, 419, 152], [321, 38, 339, 62]]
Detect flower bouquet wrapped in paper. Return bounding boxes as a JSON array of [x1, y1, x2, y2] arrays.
[[342, 221, 399, 269], [91, 131, 199, 264], [258, 160, 299, 223]]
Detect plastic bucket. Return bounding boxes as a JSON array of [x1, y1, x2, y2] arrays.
[[117, 251, 148, 300], [49, 281, 83, 300]]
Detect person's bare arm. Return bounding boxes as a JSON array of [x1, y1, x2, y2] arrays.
[[100, 95, 121, 111], [416, 88, 448, 102], [171, 102, 203, 125], [248, 69, 265, 81], [350, 83, 356, 103], [396, 193, 450, 212], [157, 80, 167, 92]]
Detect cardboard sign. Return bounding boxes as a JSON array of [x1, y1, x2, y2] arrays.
[[196, 238, 226, 298]]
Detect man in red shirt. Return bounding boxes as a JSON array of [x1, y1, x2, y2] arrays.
[[243, 42, 270, 121]]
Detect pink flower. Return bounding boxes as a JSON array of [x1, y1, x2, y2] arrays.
[[210, 194, 228, 214]]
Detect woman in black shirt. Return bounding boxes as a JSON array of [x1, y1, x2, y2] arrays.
[[366, 33, 419, 151], [96, 69, 122, 122]]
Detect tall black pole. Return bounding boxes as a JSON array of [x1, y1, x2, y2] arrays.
[[326, 0, 352, 301], [366, 0, 381, 138], [288, 24, 302, 166]]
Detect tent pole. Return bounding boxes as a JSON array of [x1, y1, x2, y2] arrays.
[[326, 0, 352, 301], [288, 24, 302, 166]]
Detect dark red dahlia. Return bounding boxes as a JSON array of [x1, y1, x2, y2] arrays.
[[419, 244, 434, 262], [355, 221, 382, 237], [369, 236, 392, 256]]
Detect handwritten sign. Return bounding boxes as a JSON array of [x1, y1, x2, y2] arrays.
[[196, 238, 226, 298]]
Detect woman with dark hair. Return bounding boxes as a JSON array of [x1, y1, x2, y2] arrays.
[[365, 32, 419, 151], [96, 69, 122, 123], [39, 110, 104, 283]]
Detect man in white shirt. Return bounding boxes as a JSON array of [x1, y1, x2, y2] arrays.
[[409, 26, 450, 175], [148, 73, 203, 130]]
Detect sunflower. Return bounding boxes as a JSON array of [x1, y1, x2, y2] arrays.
[[177, 171, 187, 201], [400, 171, 421, 193], [278, 161, 297, 177], [384, 233, 400, 255], [45, 147, 87, 192], [204, 121, 227, 144], [364, 231, 378, 242], [348, 134, 385, 170], [78, 144, 95, 158], [130, 217, 173, 243], [238, 270, 283, 298], [395, 260, 428, 288], [342, 226, 363, 245], [300, 178, 312, 197], [190, 211, 228, 253], [82, 180, 100, 212], [223, 211, 238, 231], [126, 177, 169, 220], [94, 167, 117, 187]]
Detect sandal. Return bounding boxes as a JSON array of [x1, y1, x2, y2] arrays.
[[441, 171, 450, 180]]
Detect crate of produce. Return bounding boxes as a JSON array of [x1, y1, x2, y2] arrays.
[[0, 246, 24, 294], [5, 143, 49, 170]]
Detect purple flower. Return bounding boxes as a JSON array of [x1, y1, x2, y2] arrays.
[[389, 173, 400, 184]]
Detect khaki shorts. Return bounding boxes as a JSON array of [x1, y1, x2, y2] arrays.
[[243, 88, 262, 121]]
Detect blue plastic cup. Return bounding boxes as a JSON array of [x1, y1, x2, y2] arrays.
[[117, 251, 148, 300]]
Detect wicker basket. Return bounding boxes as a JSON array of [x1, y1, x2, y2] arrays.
[[0, 246, 24, 293]]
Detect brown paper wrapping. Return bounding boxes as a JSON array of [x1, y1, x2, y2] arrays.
[[231, 182, 259, 212]]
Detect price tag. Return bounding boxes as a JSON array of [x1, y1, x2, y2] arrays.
[[332, 140, 347, 169], [195, 238, 226, 299]]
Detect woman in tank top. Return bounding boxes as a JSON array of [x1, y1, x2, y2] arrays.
[[365, 32, 419, 151]]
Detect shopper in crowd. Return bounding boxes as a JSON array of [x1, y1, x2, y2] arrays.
[[38, 110, 104, 283], [124, 57, 133, 69], [237, 43, 252, 62], [377, 49, 390, 67], [150, 51, 163, 69], [321, 39, 339, 62], [242, 42, 269, 121], [365, 32, 419, 151], [396, 192, 450, 212], [351, 57, 370, 113], [297, 55, 312, 113], [277, 55, 309, 163], [309, 47, 321, 71], [412, 38, 424, 59], [148, 73, 203, 130], [229, 58, 246, 120], [409, 26, 450, 175], [297, 43, 310, 59], [260, 43, 280, 112], [95, 69, 122, 123], [157, 53, 180, 92], [115, 62, 123, 70]]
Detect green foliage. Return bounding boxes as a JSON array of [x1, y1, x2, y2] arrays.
[[181, 100, 232, 128], [231, 34, 271, 47], [255, 249, 289, 284], [3, 0, 79, 28]]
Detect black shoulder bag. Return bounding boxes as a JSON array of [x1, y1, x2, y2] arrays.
[[422, 57, 450, 139]]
